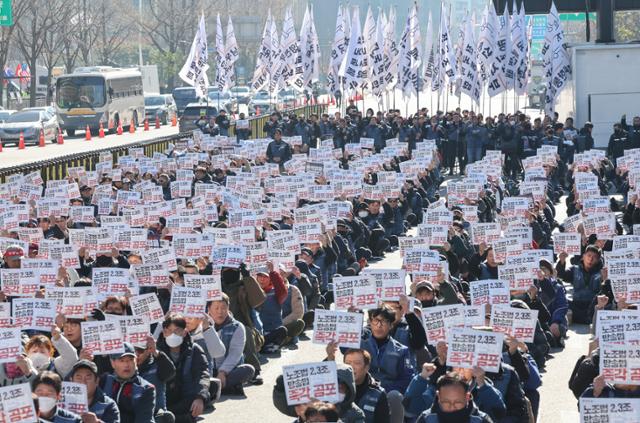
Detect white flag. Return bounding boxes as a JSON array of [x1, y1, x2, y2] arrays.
[[454, 12, 468, 97], [362, 6, 377, 89], [279, 8, 301, 91], [477, 5, 498, 83], [327, 6, 348, 96], [515, 5, 531, 96], [542, 2, 571, 115], [438, 5, 457, 85], [251, 12, 273, 91], [422, 11, 434, 89], [487, 6, 510, 96], [178, 14, 209, 99], [398, 3, 421, 98], [382, 7, 400, 91], [460, 14, 481, 104], [223, 16, 239, 90], [214, 14, 226, 91], [339, 6, 368, 93], [268, 17, 280, 93], [506, 1, 524, 90], [301, 6, 320, 92], [370, 11, 387, 98]]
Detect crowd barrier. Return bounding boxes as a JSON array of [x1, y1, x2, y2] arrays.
[[0, 104, 328, 184]]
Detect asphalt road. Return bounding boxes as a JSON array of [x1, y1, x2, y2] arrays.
[[0, 124, 179, 169], [203, 189, 591, 423]]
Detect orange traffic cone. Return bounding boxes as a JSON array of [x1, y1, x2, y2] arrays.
[[85, 125, 91, 141], [38, 129, 45, 147], [117, 121, 123, 135], [0, 138, 3, 152], [144, 118, 149, 131], [155, 116, 160, 129], [98, 122, 105, 138], [18, 132, 25, 149], [129, 121, 135, 133], [108, 119, 114, 131], [171, 115, 177, 127], [57, 128, 64, 145]]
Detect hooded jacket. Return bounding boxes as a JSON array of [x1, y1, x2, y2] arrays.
[[272, 364, 366, 423], [221, 268, 266, 329]]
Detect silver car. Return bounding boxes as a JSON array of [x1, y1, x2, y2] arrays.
[[0, 109, 59, 146]]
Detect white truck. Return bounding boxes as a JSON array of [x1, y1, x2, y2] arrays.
[[555, 43, 640, 148]]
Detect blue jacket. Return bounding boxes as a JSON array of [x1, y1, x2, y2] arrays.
[[416, 401, 493, 423], [49, 407, 82, 423], [466, 124, 489, 149], [405, 374, 506, 420], [89, 387, 121, 423], [100, 373, 156, 423], [363, 124, 385, 151], [537, 277, 569, 326], [258, 290, 283, 333], [361, 335, 415, 393]]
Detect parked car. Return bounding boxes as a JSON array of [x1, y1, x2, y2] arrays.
[[144, 94, 177, 125], [0, 110, 16, 123], [172, 87, 198, 116], [0, 109, 59, 146], [207, 88, 237, 113], [178, 103, 219, 134], [230, 86, 251, 104]]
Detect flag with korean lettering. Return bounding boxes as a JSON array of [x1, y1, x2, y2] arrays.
[[178, 14, 209, 99], [487, 6, 509, 96], [327, 5, 348, 96], [382, 7, 400, 91], [283, 361, 340, 405], [542, 1, 571, 115], [338, 6, 367, 92]]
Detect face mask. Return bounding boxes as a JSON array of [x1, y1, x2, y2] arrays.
[[38, 396, 57, 413], [358, 211, 369, 218], [165, 333, 184, 348], [509, 120, 516, 126], [29, 352, 50, 369], [337, 392, 346, 403], [421, 299, 435, 308]]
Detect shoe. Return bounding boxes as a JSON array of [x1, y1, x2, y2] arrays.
[[222, 384, 245, 396], [261, 343, 280, 354], [248, 374, 264, 386]]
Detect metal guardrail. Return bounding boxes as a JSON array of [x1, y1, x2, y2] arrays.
[[0, 104, 327, 184]]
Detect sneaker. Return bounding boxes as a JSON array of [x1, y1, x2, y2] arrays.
[[261, 343, 280, 354], [222, 384, 245, 396], [248, 374, 264, 386]]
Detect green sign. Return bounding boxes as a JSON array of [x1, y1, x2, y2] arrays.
[[0, 0, 12, 27]]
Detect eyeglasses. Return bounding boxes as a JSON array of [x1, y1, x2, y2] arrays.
[[371, 318, 390, 327], [439, 400, 467, 409]]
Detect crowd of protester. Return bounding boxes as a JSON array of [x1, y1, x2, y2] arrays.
[[0, 99, 638, 423]]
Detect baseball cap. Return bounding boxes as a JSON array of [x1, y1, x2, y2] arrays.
[[415, 281, 435, 293], [71, 359, 98, 376], [110, 342, 136, 360], [3, 245, 24, 259]]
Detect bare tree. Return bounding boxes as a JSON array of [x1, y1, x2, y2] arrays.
[[41, 5, 77, 103], [0, 2, 28, 107], [139, 0, 207, 90], [94, 0, 134, 66], [15, 0, 67, 106]]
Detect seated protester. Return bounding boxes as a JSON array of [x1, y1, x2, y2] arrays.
[[405, 364, 505, 422], [326, 345, 391, 423], [304, 401, 342, 422], [415, 281, 438, 308], [273, 364, 366, 423], [507, 299, 550, 369], [255, 262, 290, 353], [415, 372, 494, 423], [533, 260, 569, 347], [25, 325, 78, 377], [382, 297, 429, 368], [581, 373, 640, 398], [102, 296, 129, 316], [157, 314, 210, 423], [428, 337, 531, 423], [381, 197, 411, 241], [100, 342, 156, 423], [360, 306, 415, 416], [33, 371, 82, 423], [478, 246, 499, 280], [281, 272, 307, 346], [360, 201, 392, 257], [69, 360, 120, 423], [448, 221, 475, 261], [569, 344, 601, 399], [334, 220, 363, 276], [184, 313, 226, 377], [555, 245, 603, 324], [220, 264, 266, 385], [207, 295, 256, 396], [134, 336, 177, 423]]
